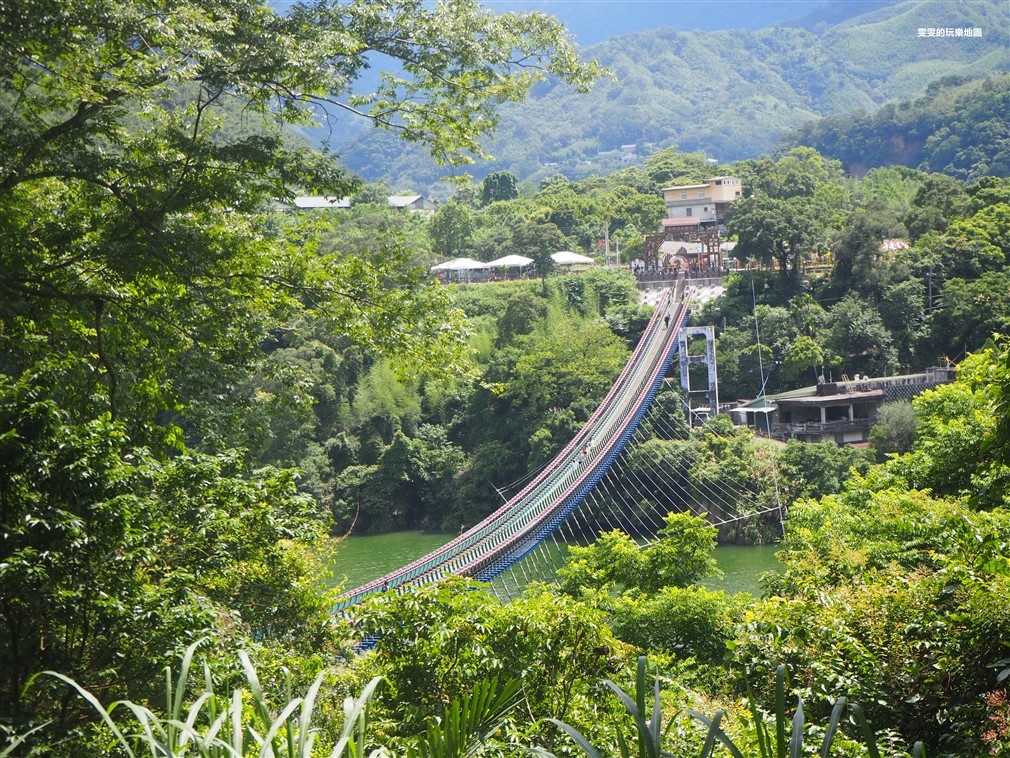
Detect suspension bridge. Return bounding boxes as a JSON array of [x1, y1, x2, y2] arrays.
[[334, 284, 781, 612]]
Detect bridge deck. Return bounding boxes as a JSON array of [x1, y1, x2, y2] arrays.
[[334, 286, 688, 612]]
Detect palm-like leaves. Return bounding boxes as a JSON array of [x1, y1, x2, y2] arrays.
[[408, 677, 522, 758], [534, 659, 929, 758], [531, 656, 680, 758], [29, 640, 520, 758]]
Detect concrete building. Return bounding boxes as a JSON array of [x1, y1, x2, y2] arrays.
[[731, 367, 957, 445], [660, 176, 743, 226], [641, 177, 743, 274]]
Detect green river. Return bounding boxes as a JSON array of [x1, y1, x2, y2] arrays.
[[327, 532, 781, 597]]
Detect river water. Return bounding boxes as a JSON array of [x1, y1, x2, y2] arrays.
[[326, 532, 781, 597]]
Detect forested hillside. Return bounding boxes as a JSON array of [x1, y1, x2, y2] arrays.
[[779, 73, 1010, 179], [339, 0, 1008, 194]]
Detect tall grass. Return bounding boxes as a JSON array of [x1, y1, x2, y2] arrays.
[[29, 640, 519, 758], [532, 657, 928, 758]]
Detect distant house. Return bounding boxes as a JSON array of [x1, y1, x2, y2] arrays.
[[387, 194, 438, 212], [293, 195, 352, 209], [660, 176, 742, 226]]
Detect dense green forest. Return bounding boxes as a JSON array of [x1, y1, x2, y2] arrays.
[[338, 0, 1009, 193], [2, 0, 1010, 756], [780, 74, 1010, 180]]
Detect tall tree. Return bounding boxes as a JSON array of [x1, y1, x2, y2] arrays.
[[480, 170, 520, 206], [726, 194, 814, 283], [429, 200, 477, 257], [510, 221, 566, 294], [0, 0, 601, 433]]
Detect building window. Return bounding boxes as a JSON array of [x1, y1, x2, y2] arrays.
[[680, 192, 687, 199], [698, 191, 705, 198], [686, 207, 692, 217]]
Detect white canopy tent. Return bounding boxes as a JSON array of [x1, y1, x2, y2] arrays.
[[551, 251, 595, 265], [487, 254, 533, 267], [431, 257, 487, 271]]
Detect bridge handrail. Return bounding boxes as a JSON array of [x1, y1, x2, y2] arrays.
[[407, 295, 685, 584], [334, 289, 682, 610]]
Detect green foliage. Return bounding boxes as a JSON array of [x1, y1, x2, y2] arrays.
[[742, 447, 1010, 755], [510, 222, 567, 293], [352, 579, 622, 747], [825, 295, 898, 378], [26, 640, 521, 758], [496, 291, 549, 346], [531, 656, 689, 758], [785, 74, 1010, 182], [430, 201, 477, 257], [642, 514, 722, 593], [579, 268, 639, 316], [331, 425, 465, 533], [557, 513, 720, 598], [728, 149, 847, 283], [480, 171, 520, 206], [349, 10, 1009, 189], [612, 588, 745, 665], [351, 360, 423, 456], [927, 271, 1010, 360], [776, 440, 871, 502], [694, 664, 928, 758], [984, 334, 1010, 505], [780, 335, 824, 384], [0, 365, 342, 748], [903, 173, 972, 242], [3, 0, 533, 444], [869, 400, 919, 460], [407, 676, 523, 758], [883, 343, 1010, 507], [470, 312, 628, 471], [829, 208, 910, 300], [535, 657, 924, 758]]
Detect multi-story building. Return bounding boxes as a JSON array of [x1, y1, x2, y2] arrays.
[[660, 176, 743, 225], [642, 176, 743, 273]]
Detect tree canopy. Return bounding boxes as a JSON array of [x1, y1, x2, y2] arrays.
[[0, 0, 601, 434]]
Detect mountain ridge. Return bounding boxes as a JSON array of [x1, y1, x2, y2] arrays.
[[329, 0, 1009, 194]]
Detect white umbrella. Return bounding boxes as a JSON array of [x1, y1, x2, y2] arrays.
[[551, 251, 594, 265], [487, 254, 533, 267]]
